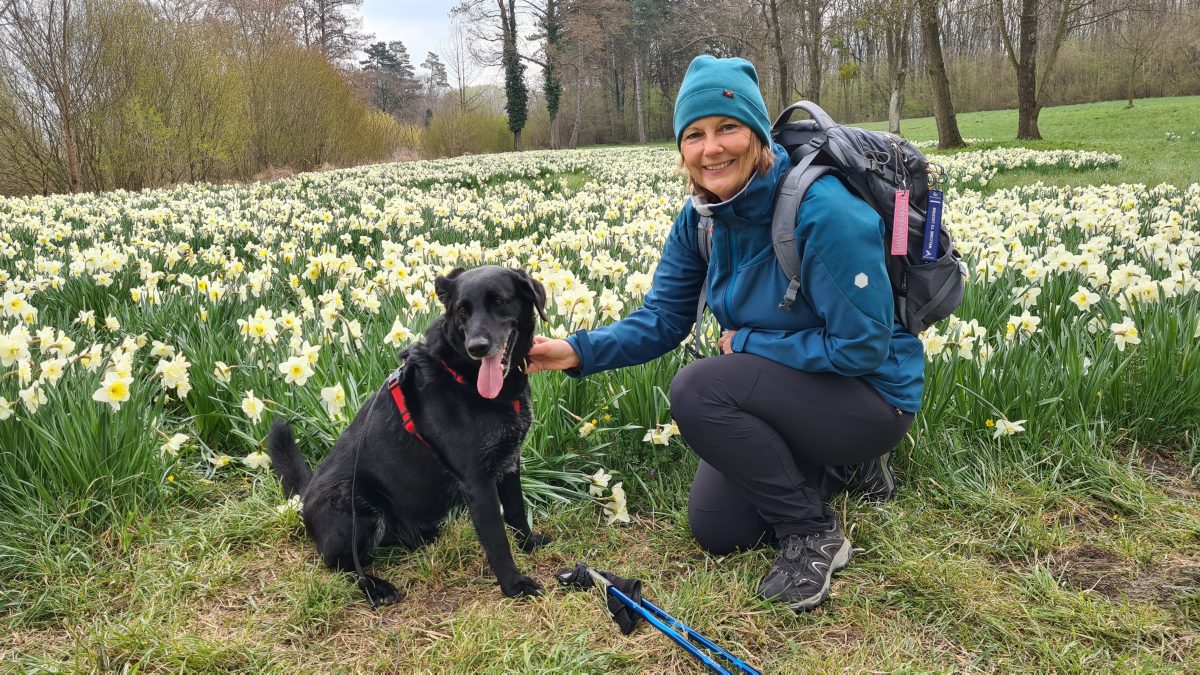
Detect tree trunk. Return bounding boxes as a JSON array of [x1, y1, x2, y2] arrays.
[[634, 56, 646, 144], [888, 85, 904, 135], [804, 0, 823, 104], [918, 0, 965, 149], [766, 0, 789, 112], [514, 129, 522, 152], [1015, 0, 1042, 139], [569, 78, 583, 149]]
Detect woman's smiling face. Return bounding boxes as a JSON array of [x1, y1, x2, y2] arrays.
[[680, 116, 756, 202]]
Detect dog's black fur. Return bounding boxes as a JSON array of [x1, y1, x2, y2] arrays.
[[268, 265, 551, 605]]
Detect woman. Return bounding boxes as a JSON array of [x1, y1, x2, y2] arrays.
[[527, 55, 923, 612]]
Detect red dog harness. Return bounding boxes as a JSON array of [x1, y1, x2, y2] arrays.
[[386, 361, 521, 447]]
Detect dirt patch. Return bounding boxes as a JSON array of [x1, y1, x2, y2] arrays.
[[251, 166, 296, 183], [1047, 544, 1200, 605], [1044, 498, 1118, 534], [1136, 449, 1200, 497]]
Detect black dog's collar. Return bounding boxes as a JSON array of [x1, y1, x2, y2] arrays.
[[384, 362, 522, 448]]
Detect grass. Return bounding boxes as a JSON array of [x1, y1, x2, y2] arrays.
[[3, 448, 1198, 671], [3, 96, 1200, 672], [857, 96, 1200, 189]]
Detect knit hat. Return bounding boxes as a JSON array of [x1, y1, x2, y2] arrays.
[[673, 55, 772, 148]]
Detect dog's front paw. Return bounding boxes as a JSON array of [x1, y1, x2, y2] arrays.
[[519, 531, 553, 553], [358, 573, 403, 607], [500, 574, 543, 598]]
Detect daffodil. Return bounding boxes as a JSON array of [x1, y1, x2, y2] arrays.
[[578, 420, 597, 438], [1110, 316, 1141, 351], [603, 482, 630, 525], [321, 383, 346, 419], [241, 390, 265, 423], [276, 495, 303, 514], [213, 361, 232, 383], [1069, 286, 1101, 311], [384, 317, 413, 347], [242, 451, 271, 470], [161, 433, 188, 456], [278, 355, 314, 386], [993, 418, 1026, 439], [588, 467, 612, 497], [92, 373, 132, 411]]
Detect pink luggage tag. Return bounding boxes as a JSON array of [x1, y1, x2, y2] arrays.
[[891, 190, 910, 256]]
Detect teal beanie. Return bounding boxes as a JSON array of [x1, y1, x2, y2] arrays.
[[673, 55, 772, 148]]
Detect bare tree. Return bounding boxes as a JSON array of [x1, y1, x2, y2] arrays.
[[1112, 1, 1167, 107], [917, 0, 965, 147], [444, 18, 484, 114], [799, 0, 831, 104], [0, 0, 120, 192], [294, 0, 368, 65], [994, 0, 1124, 139]]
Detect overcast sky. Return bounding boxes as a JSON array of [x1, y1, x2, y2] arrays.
[[359, 0, 507, 84]]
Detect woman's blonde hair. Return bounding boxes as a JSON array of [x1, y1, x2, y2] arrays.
[[678, 133, 775, 200]]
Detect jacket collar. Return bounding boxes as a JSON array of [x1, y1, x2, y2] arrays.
[[690, 143, 792, 225]]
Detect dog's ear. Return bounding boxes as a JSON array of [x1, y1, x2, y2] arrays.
[[513, 269, 547, 322], [434, 268, 466, 309]]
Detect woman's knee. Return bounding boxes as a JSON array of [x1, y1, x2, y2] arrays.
[[688, 503, 770, 555]]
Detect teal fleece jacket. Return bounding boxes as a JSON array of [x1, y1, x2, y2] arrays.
[[566, 144, 925, 413]]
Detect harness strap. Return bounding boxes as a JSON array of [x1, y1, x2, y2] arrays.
[[387, 378, 430, 447], [439, 360, 466, 384], [385, 361, 522, 447]]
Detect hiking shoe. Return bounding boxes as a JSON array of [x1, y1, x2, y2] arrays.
[[846, 452, 897, 502], [757, 520, 852, 612]]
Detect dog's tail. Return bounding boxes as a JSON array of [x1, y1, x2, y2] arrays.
[[267, 419, 313, 497]]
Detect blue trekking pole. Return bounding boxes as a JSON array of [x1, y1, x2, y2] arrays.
[[640, 597, 761, 675], [582, 567, 761, 675]]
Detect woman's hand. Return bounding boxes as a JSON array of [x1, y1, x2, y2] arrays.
[[525, 336, 582, 373], [718, 330, 738, 355]]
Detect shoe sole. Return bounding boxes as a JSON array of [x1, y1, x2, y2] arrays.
[[788, 537, 853, 612]]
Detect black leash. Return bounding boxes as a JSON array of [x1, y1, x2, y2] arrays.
[[348, 365, 405, 608]]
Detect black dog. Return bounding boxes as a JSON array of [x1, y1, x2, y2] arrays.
[[268, 266, 552, 605]]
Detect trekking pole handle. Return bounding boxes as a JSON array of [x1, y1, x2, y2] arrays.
[[773, 100, 837, 132]]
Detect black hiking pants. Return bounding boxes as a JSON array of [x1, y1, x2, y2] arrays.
[[670, 353, 915, 555]]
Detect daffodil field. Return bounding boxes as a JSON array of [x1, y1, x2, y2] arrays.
[[0, 141, 1196, 532], [3, 98, 1200, 670]]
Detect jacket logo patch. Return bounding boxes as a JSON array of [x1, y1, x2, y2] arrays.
[[854, 272, 869, 288]]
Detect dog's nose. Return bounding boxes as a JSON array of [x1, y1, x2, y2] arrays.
[[466, 338, 491, 358]]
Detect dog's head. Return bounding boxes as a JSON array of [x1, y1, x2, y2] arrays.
[[434, 266, 547, 399]]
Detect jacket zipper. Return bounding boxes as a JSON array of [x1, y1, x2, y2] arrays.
[[723, 222, 737, 325]]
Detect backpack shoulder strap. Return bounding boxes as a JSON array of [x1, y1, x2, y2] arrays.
[[773, 155, 832, 311]]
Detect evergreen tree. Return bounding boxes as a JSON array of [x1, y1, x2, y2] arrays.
[[500, 0, 526, 151], [360, 40, 418, 121], [420, 51, 449, 126]]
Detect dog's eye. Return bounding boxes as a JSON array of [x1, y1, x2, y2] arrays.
[[457, 306, 468, 318], [494, 297, 506, 307]]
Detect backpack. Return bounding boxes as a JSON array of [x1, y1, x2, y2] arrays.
[[692, 100, 966, 354]]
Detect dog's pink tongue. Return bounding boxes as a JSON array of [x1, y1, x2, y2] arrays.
[[478, 354, 504, 399]]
